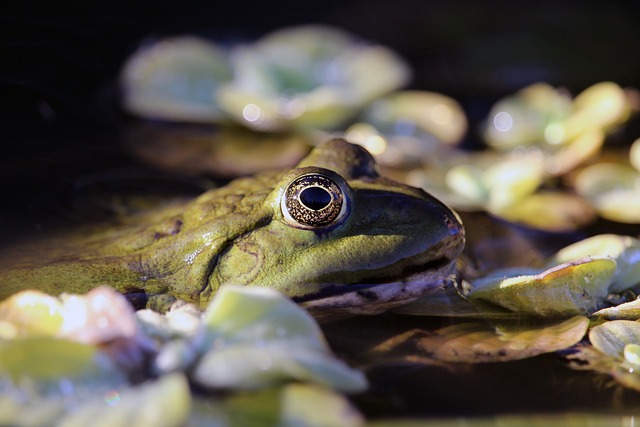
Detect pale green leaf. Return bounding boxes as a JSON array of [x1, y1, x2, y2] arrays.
[[547, 234, 640, 292], [58, 373, 191, 427], [468, 257, 616, 317]]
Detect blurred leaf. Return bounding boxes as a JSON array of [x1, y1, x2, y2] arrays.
[[191, 287, 367, 392], [58, 373, 191, 427], [0, 337, 115, 383], [0, 291, 64, 338], [120, 36, 233, 122]]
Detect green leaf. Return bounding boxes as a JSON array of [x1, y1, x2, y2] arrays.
[[200, 286, 325, 349], [588, 320, 640, 358], [58, 373, 191, 427], [192, 287, 367, 392], [591, 299, 640, 321], [468, 257, 616, 317], [0, 337, 115, 383], [546, 234, 640, 292], [280, 383, 365, 427]]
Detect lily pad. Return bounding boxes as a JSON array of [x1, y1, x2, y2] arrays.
[[370, 316, 588, 364], [468, 257, 617, 317], [0, 337, 117, 383], [574, 163, 640, 223], [57, 373, 191, 427], [217, 25, 410, 131], [0, 290, 64, 338], [564, 81, 631, 137], [187, 287, 367, 392], [489, 191, 596, 232], [592, 299, 640, 321], [362, 90, 468, 145], [120, 36, 233, 122], [567, 320, 640, 392], [546, 234, 640, 293], [483, 83, 572, 150], [589, 320, 640, 358]]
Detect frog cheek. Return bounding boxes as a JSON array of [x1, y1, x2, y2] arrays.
[[214, 240, 263, 287]]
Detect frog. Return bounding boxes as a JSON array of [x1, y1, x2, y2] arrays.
[[0, 138, 464, 316]]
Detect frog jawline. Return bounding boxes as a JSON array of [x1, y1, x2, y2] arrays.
[[297, 258, 457, 316]]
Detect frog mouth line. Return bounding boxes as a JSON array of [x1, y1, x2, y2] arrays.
[[291, 255, 454, 304]]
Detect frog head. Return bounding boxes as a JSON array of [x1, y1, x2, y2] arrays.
[[206, 138, 465, 315]]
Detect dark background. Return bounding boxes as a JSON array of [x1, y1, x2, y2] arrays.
[[2, 0, 640, 230]]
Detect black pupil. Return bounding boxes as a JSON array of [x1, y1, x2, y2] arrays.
[[299, 186, 332, 210]]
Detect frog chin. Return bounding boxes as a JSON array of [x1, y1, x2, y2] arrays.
[[296, 259, 458, 318]]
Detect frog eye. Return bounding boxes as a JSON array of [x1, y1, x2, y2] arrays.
[[281, 172, 349, 229]]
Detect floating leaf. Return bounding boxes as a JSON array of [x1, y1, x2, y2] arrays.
[[194, 383, 364, 427], [217, 25, 410, 131], [57, 373, 191, 427], [413, 316, 588, 363], [574, 163, 640, 224], [362, 90, 468, 145], [0, 337, 116, 383], [589, 320, 640, 358], [567, 320, 640, 392], [0, 290, 64, 338], [190, 287, 367, 392], [199, 286, 325, 348], [468, 257, 616, 317], [192, 341, 367, 392], [280, 383, 365, 427], [630, 138, 640, 172], [490, 191, 596, 232], [484, 83, 572, 150], [120, 36, 233, 122], [547, 234, 640, 292], [592, 299, 640, 321], [564, 81, 631, 137]]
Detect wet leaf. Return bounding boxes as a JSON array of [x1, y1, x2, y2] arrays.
[[484, 83, 572, 150], [193, 383, 364, 427], [567, 320, 640, 392], [589, 320, 640, 358], [547, 234, 640, 292], [192, 341, 367, 392], [362, 90, 468, 145], [372, 316, 588, 364], [630, 138, 640, 172], [574, 163, 640, 224], [0, 290, 64, 338], [120, 36, 233, 122], [468, 257, 616, 317], [280, 383, 365, 427], [58, 373, 191, 427], [190, 287, 367, 392], [490, 191, 596, 232], [217, 25, 410, 131], [564, 81, 631, 137], [0, 337, 116, 383]]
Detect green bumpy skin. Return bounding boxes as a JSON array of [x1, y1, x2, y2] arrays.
[[0, 139, 464, 315]]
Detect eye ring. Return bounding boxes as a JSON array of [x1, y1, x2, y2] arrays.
[[281, 172, 349, 229]]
